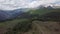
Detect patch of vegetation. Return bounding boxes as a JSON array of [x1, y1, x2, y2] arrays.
[[12, 22, 32, 32], [4, 19, 32, 34]]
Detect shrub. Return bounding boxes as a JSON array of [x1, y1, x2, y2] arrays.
[[5, 20, 32, 34]]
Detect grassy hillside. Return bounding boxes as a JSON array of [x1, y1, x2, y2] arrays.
[[0, 18, 32, 34], [28, 8, 60, 21], [0, 8, 60, 34]]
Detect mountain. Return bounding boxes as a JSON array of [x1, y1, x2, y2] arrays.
[[36, 5, 53, 10], [46, 6, 53, 9], [0, 8, 29, 21], [0, 10, 10, 21]]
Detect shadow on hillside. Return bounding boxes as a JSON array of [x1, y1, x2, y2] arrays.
[[32, 12, 60, 22]]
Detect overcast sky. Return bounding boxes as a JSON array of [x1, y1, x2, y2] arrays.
[[0, 0, 60, 10]]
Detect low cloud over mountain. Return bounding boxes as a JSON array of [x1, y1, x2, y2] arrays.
[[0, 0, 60, 10]]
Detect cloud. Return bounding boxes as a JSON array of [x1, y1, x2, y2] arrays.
[[0, 0, 60, 10]]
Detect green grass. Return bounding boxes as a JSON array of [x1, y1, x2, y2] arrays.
[[0, 18, 32, 34], [28, 9, 51, 15], [4, 18, 32, 34], [28, 8, 60, 16], [0, 18, 31, 28]]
